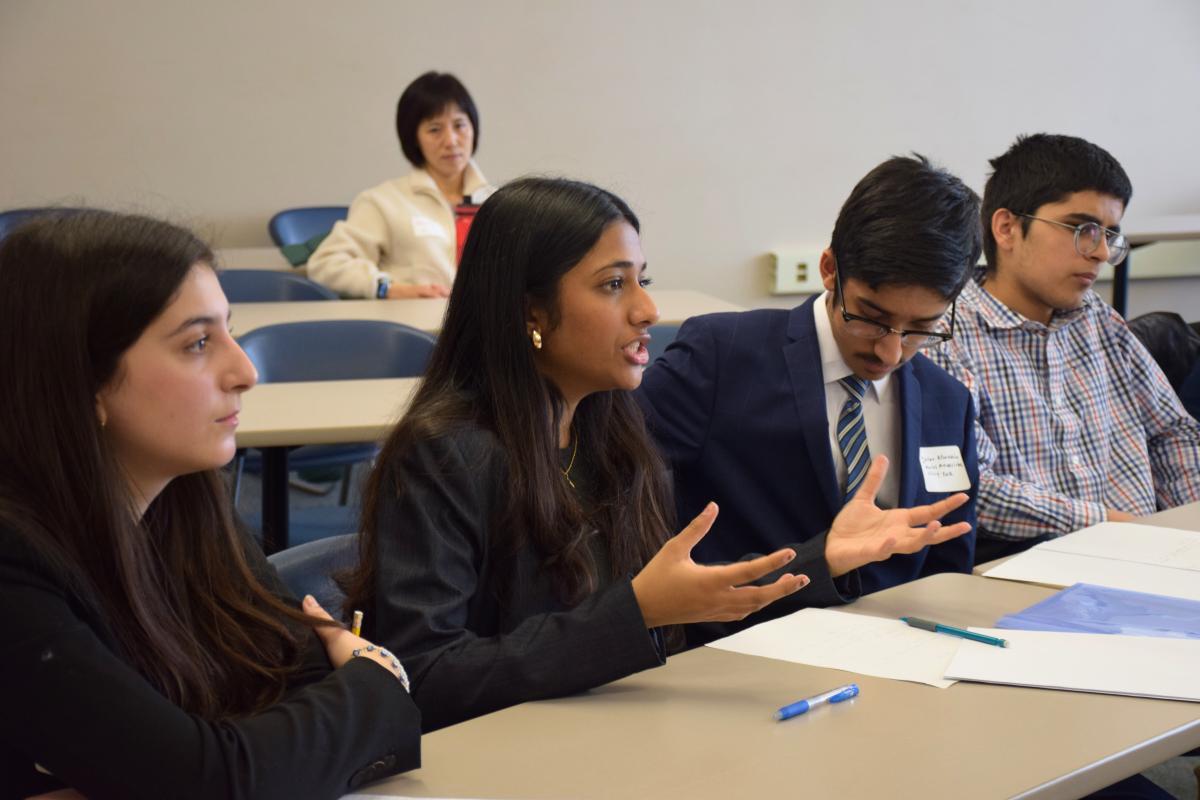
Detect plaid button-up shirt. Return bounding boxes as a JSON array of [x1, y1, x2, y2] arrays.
[[928, 272, 1200, 540]]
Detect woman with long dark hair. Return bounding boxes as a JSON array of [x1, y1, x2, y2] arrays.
[[344, 178, 971, 733], [0, 211, 419, 799]]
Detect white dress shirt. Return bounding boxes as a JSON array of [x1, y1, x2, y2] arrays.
[[813, 292, 900, 509]]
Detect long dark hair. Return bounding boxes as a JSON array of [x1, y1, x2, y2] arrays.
[[0, 210, 310, 717], [345, 177, 674, 611]]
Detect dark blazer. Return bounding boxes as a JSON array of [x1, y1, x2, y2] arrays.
[[368, 424, 665, 733], [0, 525, 420, 800], [636, 299, 977, 596]]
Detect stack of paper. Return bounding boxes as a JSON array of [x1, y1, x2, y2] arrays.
[[943, 627, 1200, 702], [982, 522, 1200, 601]]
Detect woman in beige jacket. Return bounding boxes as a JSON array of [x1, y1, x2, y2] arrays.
[[308, 72, 495, 299]]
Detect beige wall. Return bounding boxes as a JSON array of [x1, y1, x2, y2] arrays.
[[2, 0, 1198, 314]]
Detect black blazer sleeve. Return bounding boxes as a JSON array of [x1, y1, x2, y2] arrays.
[[0, 529, 420, 800], [370, 428, 664, 732]]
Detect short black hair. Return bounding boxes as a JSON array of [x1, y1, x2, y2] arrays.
[[830, 154, 981, 301], [981, 133, 1132, 268], [395, 71, 480, 168]]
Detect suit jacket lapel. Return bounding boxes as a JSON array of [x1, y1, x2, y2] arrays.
[[896, 362, 921, 506], [783, 298, 841, 515]]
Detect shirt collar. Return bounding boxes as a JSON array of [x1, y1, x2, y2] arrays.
[[812, 291, 892, 399], [965, 268, 1101, 333], [411, 161, 489, 203]]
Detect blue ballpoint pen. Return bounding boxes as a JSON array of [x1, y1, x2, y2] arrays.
[[774, 684, 859, 721], [901, 616, 1008, 648]]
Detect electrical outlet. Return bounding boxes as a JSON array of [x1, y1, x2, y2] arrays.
[[769, 248, 826, 295]]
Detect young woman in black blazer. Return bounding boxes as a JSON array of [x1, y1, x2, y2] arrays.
[[343, 177, 970, 732], [0, 211, 419, 799]]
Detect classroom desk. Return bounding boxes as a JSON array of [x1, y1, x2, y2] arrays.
[[231, 290, 744, 336], [355, 572, 1200, 800], [236, 378, 419, 553], [1112, 214, 1200, 317], [214, 246, 295, 272]]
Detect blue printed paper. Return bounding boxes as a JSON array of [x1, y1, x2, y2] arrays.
[[996, 583, 1200, 640]]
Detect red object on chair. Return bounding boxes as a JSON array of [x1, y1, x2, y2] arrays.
[[454, 203, 479, 264]]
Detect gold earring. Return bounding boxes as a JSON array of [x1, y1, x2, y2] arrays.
[[530, 329, 543, 350]]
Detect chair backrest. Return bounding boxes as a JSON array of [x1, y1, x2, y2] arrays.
[[0, 207, 85, 242], [647, 323, 681, 364], [267, 533, 358, 613], [218, 269, 339, 302], [238, 319, 437, 383], [268, 206, 349, 247], [1128, 311, 1200, 391]]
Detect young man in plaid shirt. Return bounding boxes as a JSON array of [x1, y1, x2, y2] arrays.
[[929, 134, 1200, 562]]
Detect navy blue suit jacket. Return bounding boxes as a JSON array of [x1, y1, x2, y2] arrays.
[[637, 298, 977, 596]]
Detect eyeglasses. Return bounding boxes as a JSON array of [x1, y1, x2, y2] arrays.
[[1015, 214, 1130, 266], [833, 265, 955, 349]]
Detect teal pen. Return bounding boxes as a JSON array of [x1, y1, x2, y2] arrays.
[[901, 616, 1008, 648]]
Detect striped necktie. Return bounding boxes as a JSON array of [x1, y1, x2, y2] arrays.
[[837, 376, 872, 502]]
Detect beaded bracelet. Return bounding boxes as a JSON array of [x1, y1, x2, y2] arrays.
[[352, 643, 411, 693]]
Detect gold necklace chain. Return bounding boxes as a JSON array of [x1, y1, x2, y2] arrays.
[[562, 435, 579, 488]]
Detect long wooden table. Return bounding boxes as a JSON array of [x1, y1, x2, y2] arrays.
[[354, 567, 1200, 799], [231, 290, 744, 337], [236, 378, 417, 553]]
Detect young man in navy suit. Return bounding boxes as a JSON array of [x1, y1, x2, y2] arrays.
[[637, 155, 980, 615]]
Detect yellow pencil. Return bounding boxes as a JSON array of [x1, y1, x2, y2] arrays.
[[351, 609, 363, 637]]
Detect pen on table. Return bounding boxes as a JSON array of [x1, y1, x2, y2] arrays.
[[351, 609, 363, 637], [901, 616, 1007, 648], [774, 683, 859, 721]]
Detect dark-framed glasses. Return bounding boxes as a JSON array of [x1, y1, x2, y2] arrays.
[[833, 265, 955, 350], [1016, 213, 1130, 266]]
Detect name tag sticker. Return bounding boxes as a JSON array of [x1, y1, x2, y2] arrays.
[[411, 215, 447, 239], [918, 446, 971, 492]]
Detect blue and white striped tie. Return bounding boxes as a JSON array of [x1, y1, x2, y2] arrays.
[[837, 376, 872, 502]]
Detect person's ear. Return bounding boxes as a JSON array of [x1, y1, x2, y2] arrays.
[[819, 248, 837, 293], [992, 208, 1023, 256], [526, 300, 550, 351], [95, 395, 108, 429]]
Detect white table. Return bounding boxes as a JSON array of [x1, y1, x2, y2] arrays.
[[236, 378, 418, 552], [214, 246, 295, 272], [1113, 213, 1200, 316], [355, 572, 1200, 799], [231, 290, 744, 336]]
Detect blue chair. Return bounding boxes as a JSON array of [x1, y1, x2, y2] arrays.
[[239, 319, 436, 383], [0, 207, 84, 241], [268, 206, 349, 267], [268, 206, 349, 246], [237, 320, 436, 551], [267, 533, 358, 613], [218, 269, 338, 302], [647, 323, 681, 364]]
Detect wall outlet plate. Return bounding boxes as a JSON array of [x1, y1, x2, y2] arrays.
[[769, 248, 825, 295]]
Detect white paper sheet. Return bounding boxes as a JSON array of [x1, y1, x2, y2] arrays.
[[707, 607, 965, 688], [982, 549, 1200, 602], [943, 627, 1200, 701], [1037, 522, 1200, 571]]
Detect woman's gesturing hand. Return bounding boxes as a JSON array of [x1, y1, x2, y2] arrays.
[[632, 503, 809, 628]]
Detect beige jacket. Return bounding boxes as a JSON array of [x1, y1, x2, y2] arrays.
[[307, 163, 493, 298]]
